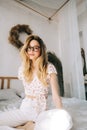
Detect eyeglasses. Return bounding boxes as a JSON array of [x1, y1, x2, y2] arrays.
[[26, 46, 40, 52]]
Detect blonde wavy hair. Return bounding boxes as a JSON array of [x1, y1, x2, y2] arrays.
[[20, 34, 48, 86]]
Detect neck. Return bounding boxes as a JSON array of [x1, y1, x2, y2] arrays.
[[32, 60, 38, 71]]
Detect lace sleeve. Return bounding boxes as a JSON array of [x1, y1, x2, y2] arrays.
[[47, 63, 57, 75], [18, 65, 24, 80]]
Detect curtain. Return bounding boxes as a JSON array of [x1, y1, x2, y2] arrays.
[[57, 0, 85, 99]]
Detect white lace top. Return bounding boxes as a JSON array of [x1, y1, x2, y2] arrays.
[[18, 63, 57, 113]]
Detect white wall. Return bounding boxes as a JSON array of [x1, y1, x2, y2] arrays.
[[0, 0, 59, 76]]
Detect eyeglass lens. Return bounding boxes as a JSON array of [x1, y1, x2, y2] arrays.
[[27, 46, 40, 52]]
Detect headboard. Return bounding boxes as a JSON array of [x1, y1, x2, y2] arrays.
[[0, 77, 18, 89]]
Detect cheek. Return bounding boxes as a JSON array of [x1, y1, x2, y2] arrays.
[[39, 51, 41, 56], [36, 52, 41, 57]]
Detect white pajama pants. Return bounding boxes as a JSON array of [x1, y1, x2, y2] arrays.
[[35, 109, 73, 130], [0, 98, 73, 130], [0, 98, 38, 127]]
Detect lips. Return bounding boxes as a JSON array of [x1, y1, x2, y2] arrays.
[[29, 54, 34, 56]]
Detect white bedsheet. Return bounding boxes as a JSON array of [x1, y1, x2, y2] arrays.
[[48, 96, 87, 130], [0, 93, 87, 130], [0, 98, 22, 112], [62, 97, 87, 130], [0, 126, 23, 130]]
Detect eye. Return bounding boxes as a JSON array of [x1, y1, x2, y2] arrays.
[[27, 47, 31, 51], [35, 46, 39, 49], [34, 46, 40, 51], [26, 46, 40, 52]]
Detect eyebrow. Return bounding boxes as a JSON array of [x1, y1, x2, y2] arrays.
[[28, 45, 40, 47]]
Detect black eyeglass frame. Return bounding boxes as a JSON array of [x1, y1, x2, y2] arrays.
[[26, 46, 40, 52]]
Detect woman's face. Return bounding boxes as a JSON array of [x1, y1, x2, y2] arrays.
[[26, 40, 41, 61]]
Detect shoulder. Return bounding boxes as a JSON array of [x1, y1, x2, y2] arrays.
[[47, 62, 57, 74]]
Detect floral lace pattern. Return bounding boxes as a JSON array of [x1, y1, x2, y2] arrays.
[[18, 63, 57, 113]]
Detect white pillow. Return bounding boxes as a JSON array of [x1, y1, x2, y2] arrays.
[[0, 89, 19, 100], [16, 91, 25, 99]]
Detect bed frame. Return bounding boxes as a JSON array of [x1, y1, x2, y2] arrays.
[[0, 76, 18, 89]]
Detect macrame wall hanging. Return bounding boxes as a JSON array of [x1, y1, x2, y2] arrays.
[[8, 24, 33, 49]]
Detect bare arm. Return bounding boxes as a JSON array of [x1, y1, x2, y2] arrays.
[[50, 73, 63, 109]]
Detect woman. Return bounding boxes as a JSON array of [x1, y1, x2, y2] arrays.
[[0, 35, 72, 130]]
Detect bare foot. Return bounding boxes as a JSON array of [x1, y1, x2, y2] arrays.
[[16, 121, 35, 130]]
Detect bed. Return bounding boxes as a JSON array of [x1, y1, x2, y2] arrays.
[[0, 77, 23, 112], [0, 76, 87, 130]]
